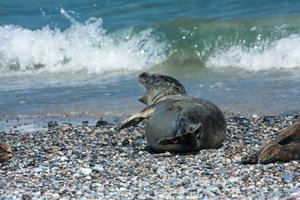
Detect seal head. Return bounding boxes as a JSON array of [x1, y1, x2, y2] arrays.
[[138, 72, 187, 105]]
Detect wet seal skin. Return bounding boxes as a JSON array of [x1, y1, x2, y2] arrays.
[[242, 113, 300, 164], [117, 72, 227, 153]]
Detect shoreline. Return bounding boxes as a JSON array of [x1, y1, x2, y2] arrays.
[[1, 114, 300, 199], [1, 110, 299, 131]]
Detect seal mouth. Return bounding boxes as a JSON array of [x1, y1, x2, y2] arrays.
[[139, 95, 145, 103], [138, 82, 146, 104]]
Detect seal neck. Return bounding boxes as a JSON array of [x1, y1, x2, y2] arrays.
[[151, 94, 187, 104]]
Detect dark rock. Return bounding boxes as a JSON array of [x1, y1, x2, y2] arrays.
[[122, 138, 130, 146], [137, 134, 146, 139], [48, 121, 58, 129], [22, 194, 33, 200], [111, 141, 118, 146], [96, 120, 108, 127], [178, 158, 186, 164]]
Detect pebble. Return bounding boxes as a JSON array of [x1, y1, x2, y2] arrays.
[[92, 165, 104, 173], [96, 120, 108, 127], [121, 138, 130, 146], [80, 168, 92, 175], [47, 121, 58, 129], [0, 115, 299, 199]]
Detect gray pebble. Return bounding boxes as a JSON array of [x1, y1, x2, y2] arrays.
[[1, 115, 300, 199]]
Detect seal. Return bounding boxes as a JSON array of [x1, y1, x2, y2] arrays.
[[241, 113, 300, 164], [116, 72, 227, 152], [0, 143, 13, 163]]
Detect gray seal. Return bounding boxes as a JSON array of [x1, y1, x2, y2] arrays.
[[117, 72, 227, 152], [242, 113, 300, 164]]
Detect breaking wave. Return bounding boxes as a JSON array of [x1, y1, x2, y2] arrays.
[[0, 9, 168, 77]]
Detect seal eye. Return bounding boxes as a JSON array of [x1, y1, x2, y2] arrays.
[[278, 136, 293, 145]]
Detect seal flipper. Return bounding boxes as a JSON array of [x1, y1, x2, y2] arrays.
[[116, 105, 155, 131], [157, 123, 202, 145], [257, 144, 281, 164]]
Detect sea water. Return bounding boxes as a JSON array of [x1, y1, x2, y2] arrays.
[[0, 0, 300, 118]]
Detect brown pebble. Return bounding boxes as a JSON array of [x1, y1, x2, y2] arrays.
[[22, 194, 33, 200]]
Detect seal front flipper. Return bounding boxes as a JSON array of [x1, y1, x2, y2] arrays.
[[157, 123, 202, 145], [257, 144, 281, 164], [116, 105, 155, 131]]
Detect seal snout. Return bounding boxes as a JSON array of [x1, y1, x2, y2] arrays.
[[139, 72, 150, 88], [138, 72, 151, 104]]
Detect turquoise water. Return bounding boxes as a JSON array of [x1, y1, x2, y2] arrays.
[[0, 0, 300, 118]]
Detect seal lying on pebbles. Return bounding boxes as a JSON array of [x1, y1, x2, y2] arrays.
[[242, 113, 300, 164], [117, 72, 226, 152], [0, 143, 13, 163]]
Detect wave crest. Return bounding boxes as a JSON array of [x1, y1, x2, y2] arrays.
[[0, 13, 168, 76], [206, 34, 300, 71]]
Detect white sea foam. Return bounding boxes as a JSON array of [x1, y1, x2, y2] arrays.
[[206, 34, 300, 71], [0, 11, 168, 77]]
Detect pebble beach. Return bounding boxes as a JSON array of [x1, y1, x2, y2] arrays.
[[1, 114, 300, 199], [1, 1, 300, 199]]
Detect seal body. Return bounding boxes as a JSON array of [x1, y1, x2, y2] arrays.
[[117, 72, 227, 153], [146, 98, 226, 152]]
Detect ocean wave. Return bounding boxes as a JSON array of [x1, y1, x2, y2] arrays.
[[1, 11, 300, 77], [206, 34, 300, 71], [0, 9, 168, 76], [149, 16, 300, 73]]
